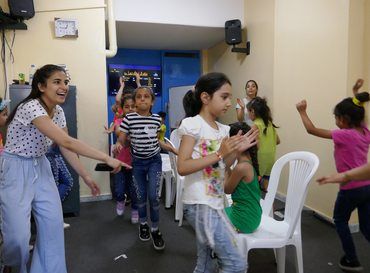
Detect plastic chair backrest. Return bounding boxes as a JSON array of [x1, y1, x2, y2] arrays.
[[262, 151, 319, 238], [170, 129, 180, 149], [164, 137, 178, 174]]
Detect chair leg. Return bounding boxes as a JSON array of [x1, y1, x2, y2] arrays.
[[294, 240, 304, 273], [170, 178, 176, 206], [165, 172, 172, 208], [276, 247, 286, 273], [158, 173, 164, 198]]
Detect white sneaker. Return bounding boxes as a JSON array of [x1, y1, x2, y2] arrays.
[[63, 222, 71, 229]]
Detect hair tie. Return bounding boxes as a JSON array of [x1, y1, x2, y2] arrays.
[[352, 97, 365, 107]]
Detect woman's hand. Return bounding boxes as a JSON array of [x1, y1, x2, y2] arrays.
[[106, 157, 132, 174], [296, 100, 307, 112], [237, 98, 245, 109], [317, 173, 347, 185], [83, 176, 101, 196]]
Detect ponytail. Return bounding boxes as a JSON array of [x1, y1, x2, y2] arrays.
[[334, 91, 370, 127]]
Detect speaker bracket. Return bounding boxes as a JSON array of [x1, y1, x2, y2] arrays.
[[231, 42, 250, 55], [0, 11, 27, 30]]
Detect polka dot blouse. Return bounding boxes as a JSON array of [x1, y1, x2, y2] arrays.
[[5, 99, 66, 157]]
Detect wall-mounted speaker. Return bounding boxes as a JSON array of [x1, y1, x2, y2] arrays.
[[8, 0, 35, 20], [225, 19, 242, 45]]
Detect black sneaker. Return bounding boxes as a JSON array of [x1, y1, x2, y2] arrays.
[[151, 229, 165, 250], [339, 256, 363, 272], [139, 223, 150, 241]]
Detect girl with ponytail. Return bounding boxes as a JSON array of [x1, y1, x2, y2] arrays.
[[296, 79, 370, 272]]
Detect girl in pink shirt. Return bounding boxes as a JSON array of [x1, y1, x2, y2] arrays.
[[111, 95, 138, 223], [296, 79, 370, 272]]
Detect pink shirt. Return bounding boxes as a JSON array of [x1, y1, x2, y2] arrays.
[[114, 118, 132, 165], [332, 127, 370, 190]]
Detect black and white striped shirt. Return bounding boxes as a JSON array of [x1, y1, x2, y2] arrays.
[[120, 112, 161, 159]]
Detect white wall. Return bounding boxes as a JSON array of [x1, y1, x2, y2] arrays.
[[114, 0, 244, 27]]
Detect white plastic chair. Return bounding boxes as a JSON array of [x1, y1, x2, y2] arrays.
[[169, 131, 186, 226], [237, 151, 319, 273], [159, 152, 175, 208]]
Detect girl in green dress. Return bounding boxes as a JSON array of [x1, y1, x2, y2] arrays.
[[247, 97, 280, 192], [224, 122, 262, 233]]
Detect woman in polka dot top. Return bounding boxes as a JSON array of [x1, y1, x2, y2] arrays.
[[0, 64, 130, 273]]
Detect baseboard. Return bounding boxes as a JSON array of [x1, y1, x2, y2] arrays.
[[80, 193, 112, 203], [275, 192, 359, 233]]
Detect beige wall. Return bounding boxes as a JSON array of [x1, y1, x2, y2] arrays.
[[207, 0, 369, 221], [207, 0, 275, 124], [0, 0, 111, 196], [366, 0, 370, 85]]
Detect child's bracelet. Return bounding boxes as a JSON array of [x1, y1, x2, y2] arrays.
[[215, 151, 223, 161]]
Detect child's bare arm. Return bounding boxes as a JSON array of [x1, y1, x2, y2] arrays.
[[224, 163, 253, 194], [296, 100, 332, 139]]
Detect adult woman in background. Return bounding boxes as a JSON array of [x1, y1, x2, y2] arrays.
[[235, 80, 258, 126]]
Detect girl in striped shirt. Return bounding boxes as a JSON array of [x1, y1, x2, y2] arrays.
[[118, 86, 176, 251]]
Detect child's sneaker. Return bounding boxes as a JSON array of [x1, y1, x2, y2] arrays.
[[151, 229, 165, 251], [139, 223, 150, 241], [131, 210, 139, 224], [116, 201, 125, 216], [339, 256, 363, 272]]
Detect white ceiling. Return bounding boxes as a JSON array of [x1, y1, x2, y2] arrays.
[[111, 21, 225, 50]]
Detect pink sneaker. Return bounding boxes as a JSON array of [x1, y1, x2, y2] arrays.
[[131, 209, 139, 224], [116, 201, 125, 216]]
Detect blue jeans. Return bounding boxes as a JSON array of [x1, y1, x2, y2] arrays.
[[132, 153, 162, 228], [183, 204, 246, 273], [333, 185, 370, 261], [114, 169, 137, 210]]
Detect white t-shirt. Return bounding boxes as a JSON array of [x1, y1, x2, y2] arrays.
[[5, 99, 66, 157], [235, 97, 254, 126], [177, 115, 230, 210]]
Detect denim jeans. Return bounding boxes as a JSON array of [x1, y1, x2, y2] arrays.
[[333, 185, 370, 261], [114, 169, 137, 210], [132, 153, 162, 228], [183, 204, 246, 273]]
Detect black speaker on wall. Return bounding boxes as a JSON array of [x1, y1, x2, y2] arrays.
[[225, 19, 242, 45], [8, 0, 35, 19]]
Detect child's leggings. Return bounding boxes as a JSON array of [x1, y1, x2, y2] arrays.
[[0, 152, 66, 273], [333, 185, 370, 262], [132, 153, 162, 228]]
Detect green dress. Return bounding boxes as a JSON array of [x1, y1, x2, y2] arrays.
[[254, 118, 277, 176], [225, 161, 262, 233]]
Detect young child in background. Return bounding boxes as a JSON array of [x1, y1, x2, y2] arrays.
[[296, 79, 370, 272], [111, 95, 138, 223], [112, 72, 141, 123], [157, 111, 167, 142], [224, 122, 262, 234], [247, 96, 280, 192], [177, 72, 258, 273], [118, 87, 177, 251], [0, 64, 128, 273]]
